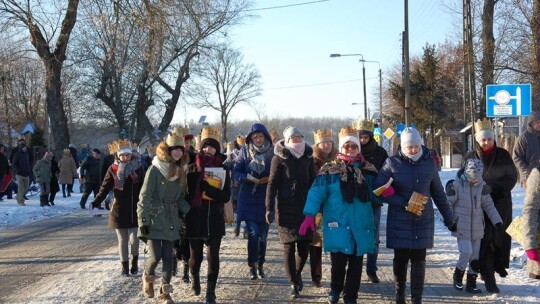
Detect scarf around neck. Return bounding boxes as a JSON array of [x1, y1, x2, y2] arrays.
[[335, 153, 369, 203], [248, 140, 272, 175], [151, 156, 179, 181], [285, 141, 305, 159], [114, 158, 141, 189]]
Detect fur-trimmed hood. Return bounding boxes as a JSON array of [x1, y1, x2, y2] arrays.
[[312, 143, 338, 169], [274, 139, 313, 160], [156, 141, 190, 166]]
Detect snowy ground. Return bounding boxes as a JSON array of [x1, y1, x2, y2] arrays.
[[1, 170, 539, 303]]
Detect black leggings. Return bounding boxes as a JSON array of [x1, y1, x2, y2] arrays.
[[283, 240, 310, 285], [189, 237, 222, 283], [145, 239, 174, 284]]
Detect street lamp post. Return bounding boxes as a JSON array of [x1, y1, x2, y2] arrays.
[[330, 54, 382, 125], [330, 53, 368, 119]]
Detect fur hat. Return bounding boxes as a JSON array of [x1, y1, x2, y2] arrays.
[[464, 158, 484, 181], [400, 127, 422, 147], [283, 126, 303, 143], [338, 126, 361, 150]]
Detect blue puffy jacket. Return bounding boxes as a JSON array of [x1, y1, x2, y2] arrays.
[[374, 146, 454, 249], [233, 123, 274, 223]]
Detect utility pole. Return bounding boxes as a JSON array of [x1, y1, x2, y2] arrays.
[[464, 0, 477, 150], [404, 0, 411, 126]]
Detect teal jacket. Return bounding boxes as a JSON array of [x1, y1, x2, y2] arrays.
[[303, 160, 376, 256]]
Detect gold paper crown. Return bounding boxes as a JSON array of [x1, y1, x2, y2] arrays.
[[313, 128, 334, 144], [108, 139, 132, 154], [236, 135, 246, 145], [166, 127, 186, 147], [201, 127, 221, 142], [353, 118, 376, 131], [338, 126, 358, 140], [269, 129, 279, 139], [63, 149, 71, 156], [474, 118, 492, 133]]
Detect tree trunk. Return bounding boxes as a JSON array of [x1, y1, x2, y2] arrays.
[[532, 0, 540, 110], [44, 62, 70, 153], [480, 0, 496, 118]]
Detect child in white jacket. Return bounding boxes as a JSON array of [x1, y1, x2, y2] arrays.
[[446, 158, 502, 293]]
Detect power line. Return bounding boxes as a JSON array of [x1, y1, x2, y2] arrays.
[[245, 0, 330, 12], [267, 76, 380, 90]]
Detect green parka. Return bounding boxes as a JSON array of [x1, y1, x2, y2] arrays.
[[137, 142, 190, 242]]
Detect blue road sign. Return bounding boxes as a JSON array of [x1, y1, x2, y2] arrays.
[[396, 123, 416, 138], [486, 84, 531, 117]]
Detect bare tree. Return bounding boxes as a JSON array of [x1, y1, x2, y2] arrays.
[[190, 45, 262, 143], [0, 0, 80, 151]]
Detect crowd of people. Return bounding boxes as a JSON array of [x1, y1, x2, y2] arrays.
[[0, 111, 539, 304]]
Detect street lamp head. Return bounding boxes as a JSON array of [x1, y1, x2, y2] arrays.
[[330, 54, 341, 58]]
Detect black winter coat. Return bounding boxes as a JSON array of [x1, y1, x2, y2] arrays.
[[185, 158, 231, 239], [465, 144, 518, 271], [80, 156, 104, 185], [93, 161, 145, 229], [12, 149, 30, 177], [50, 158, 60, 194], [266, 140, 317, 243]]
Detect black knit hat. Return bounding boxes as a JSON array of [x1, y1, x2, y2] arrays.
[[92, 148, 102, 154], [200, 138, 221, 153]]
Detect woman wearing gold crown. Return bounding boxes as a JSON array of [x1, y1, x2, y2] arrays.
[[300, 126, 376, 304], [308, 128, 338, 288], [90, 139, 145, 277], [185, 126, 231, 304], [464, 118, 518, 292], [265, 126, 317, 298], [137, 129, 191, 304]]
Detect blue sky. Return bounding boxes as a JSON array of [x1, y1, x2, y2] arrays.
[[174, 0, 460, 125]]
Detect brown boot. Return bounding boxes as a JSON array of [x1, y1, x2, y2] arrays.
[[142, 272, 157, 298], [158, 284, 174, 304]]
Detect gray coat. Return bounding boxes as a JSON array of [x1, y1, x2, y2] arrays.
[[513, 111, 540, 183], [446, 172, 502, 240], [522, 167, 540, 276]]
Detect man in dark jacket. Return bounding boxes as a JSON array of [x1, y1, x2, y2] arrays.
[[358, 124, 389, 284], [79, 148, 104, 209], [12, 142, 31, 206], [513, 111, 540, 188]]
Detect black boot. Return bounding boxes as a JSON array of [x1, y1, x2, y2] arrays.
[[289, 284, 299, 299], [410, 260, 425, 304], [466, 273, 482, 293], [258, 262, 266, 279], [296, 272, 304, 291], [172, 258, 178, 276], [249, 264, 258, 280], [190, 271, 201, 296], [40, 195, 49, 207], [121, 261, 129, 276], [182, 262, 190, 283], [453, 267, 465, 291], [327, 289, 340, 304], [79, 194, 88, 209], [130, 255, 138, 275], [482, 271, 500, 293], [206, 281, 217, 304], [393, 260, 408, 304]]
